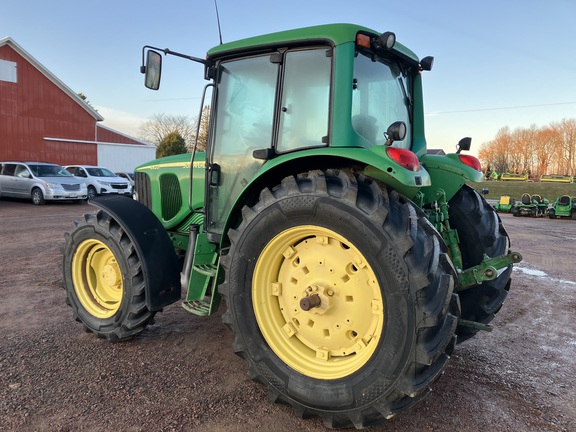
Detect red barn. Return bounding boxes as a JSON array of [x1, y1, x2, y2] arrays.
[[0, 37, 155, 171]]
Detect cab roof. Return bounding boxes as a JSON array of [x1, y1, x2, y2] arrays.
[[206, 23, 419, 63]]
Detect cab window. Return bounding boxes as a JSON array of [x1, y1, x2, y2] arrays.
[[277, 48, 331, 153], [352, 53, 412, 148]]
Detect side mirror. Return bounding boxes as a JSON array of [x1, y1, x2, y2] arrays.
[[142, 50, 162, 90], [420, 56, 434, 71], [456, 137, 472, 154], [384, 121, 407, 146]]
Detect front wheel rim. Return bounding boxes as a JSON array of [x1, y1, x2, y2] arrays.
[[71, 239, 123, 318], [253, 225, 384, 380]]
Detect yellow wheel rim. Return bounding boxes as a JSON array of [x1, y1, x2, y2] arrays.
[[71, 239, 123, 319], [253, 225, 384, 379]]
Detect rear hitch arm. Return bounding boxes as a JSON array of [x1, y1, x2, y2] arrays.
[[455, 251, 523, 292]]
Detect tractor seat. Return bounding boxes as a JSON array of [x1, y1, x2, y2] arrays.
[[521, 194, 531, 205]]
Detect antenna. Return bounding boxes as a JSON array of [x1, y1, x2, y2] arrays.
[[214, 0, 223, 45]]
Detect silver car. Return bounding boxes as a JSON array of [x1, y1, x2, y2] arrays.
[[0, 161, 88, 205]]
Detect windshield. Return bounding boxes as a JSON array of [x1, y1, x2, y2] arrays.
[[29, 164, 73, 177], [86, 167, 116, 177], [352, 52, 412, 149]]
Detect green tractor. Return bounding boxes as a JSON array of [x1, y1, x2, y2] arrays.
[[62, 24, 522, 428], [549, 195, 576, 219]]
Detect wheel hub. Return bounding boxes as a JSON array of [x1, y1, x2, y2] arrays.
[[253, 225, 384, 379], [299, 284, 333, 314], [102, 262, 121, 288]]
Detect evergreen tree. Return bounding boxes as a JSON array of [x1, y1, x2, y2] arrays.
[[156, 132, 188, 158]]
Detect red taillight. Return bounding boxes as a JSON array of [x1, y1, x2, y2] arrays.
[[459, 154, 482, 172], [386, 147, 420, 172]]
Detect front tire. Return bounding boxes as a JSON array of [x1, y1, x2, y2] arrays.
[[31, 188, 45, 205], [87, 186, 97, 200], [63, 210, 155, 342], [220, 170, 458, 428], [448, 185, 512, 343]]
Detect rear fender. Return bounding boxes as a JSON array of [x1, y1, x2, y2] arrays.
[[419, 153, 484, 203], [89, 196, 181, 311], [219, 147, 431, 244]]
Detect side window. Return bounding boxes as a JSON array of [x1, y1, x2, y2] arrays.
[[208, 54, 278, 233], [277, 48, 331, 153], [213, 55, 277, 155], [2, 163, 17, 176], [14, 165, 30, 178], [351, 53, 411, 148]]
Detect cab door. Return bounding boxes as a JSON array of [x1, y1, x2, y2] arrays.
[[206, 53, 278, 235]]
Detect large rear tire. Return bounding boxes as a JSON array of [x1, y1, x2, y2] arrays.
[[448, 185, 512, 343], [63, 210, 155, 342], [220, 170, 458, 428]]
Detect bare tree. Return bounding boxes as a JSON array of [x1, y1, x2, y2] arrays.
[[479, 118, 576, 178], [552, 119, 576, 175], [138, 113, 197, 147]]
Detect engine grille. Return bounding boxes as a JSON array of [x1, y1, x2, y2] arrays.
[[160, 174, 182, 221], [134, 172, 182, 221], [62, 184, 80, 191], [111, 183, 128, 190], [135, 172, 152, 210]]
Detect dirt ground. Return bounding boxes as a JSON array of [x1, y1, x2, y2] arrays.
[[0, 198, 575, 431]]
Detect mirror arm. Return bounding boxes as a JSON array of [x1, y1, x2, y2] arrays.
[[141, 45, 208, 73]]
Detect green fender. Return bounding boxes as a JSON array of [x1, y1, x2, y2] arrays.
[[221, 146, 431, 241], [419, 153, 484, 203]]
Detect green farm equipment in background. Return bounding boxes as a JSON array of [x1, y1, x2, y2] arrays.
[[494, 195, 516, 213], [62, 24, 522, 428], [549, 195, 576, 219], [512, 193, 549, 217], [540, 174, 574, 183], [500, 172, 529, 181]]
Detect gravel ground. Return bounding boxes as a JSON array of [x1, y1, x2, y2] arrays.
[[0, 198, 575, 431]]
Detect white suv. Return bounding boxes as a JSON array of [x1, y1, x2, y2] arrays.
[[65, 165, 132, 200], [0, 161, 88, 205]]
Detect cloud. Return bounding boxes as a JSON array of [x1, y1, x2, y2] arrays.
[[97, 106, 148, 137]]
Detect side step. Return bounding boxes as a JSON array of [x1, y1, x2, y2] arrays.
[[193, 263, 218, 277], [182, 298, 211, 316], [181, 262, 220, 317]]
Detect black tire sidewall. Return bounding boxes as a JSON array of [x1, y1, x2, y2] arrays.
[[227, 194, 417, 409], [448, 185, 511, 335], [63, 220, 132, 333]]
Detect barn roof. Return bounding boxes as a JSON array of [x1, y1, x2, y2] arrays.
[[0, 36, 104, 122]]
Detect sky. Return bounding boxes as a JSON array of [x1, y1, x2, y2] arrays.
[[3, 0, 576, 155]]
